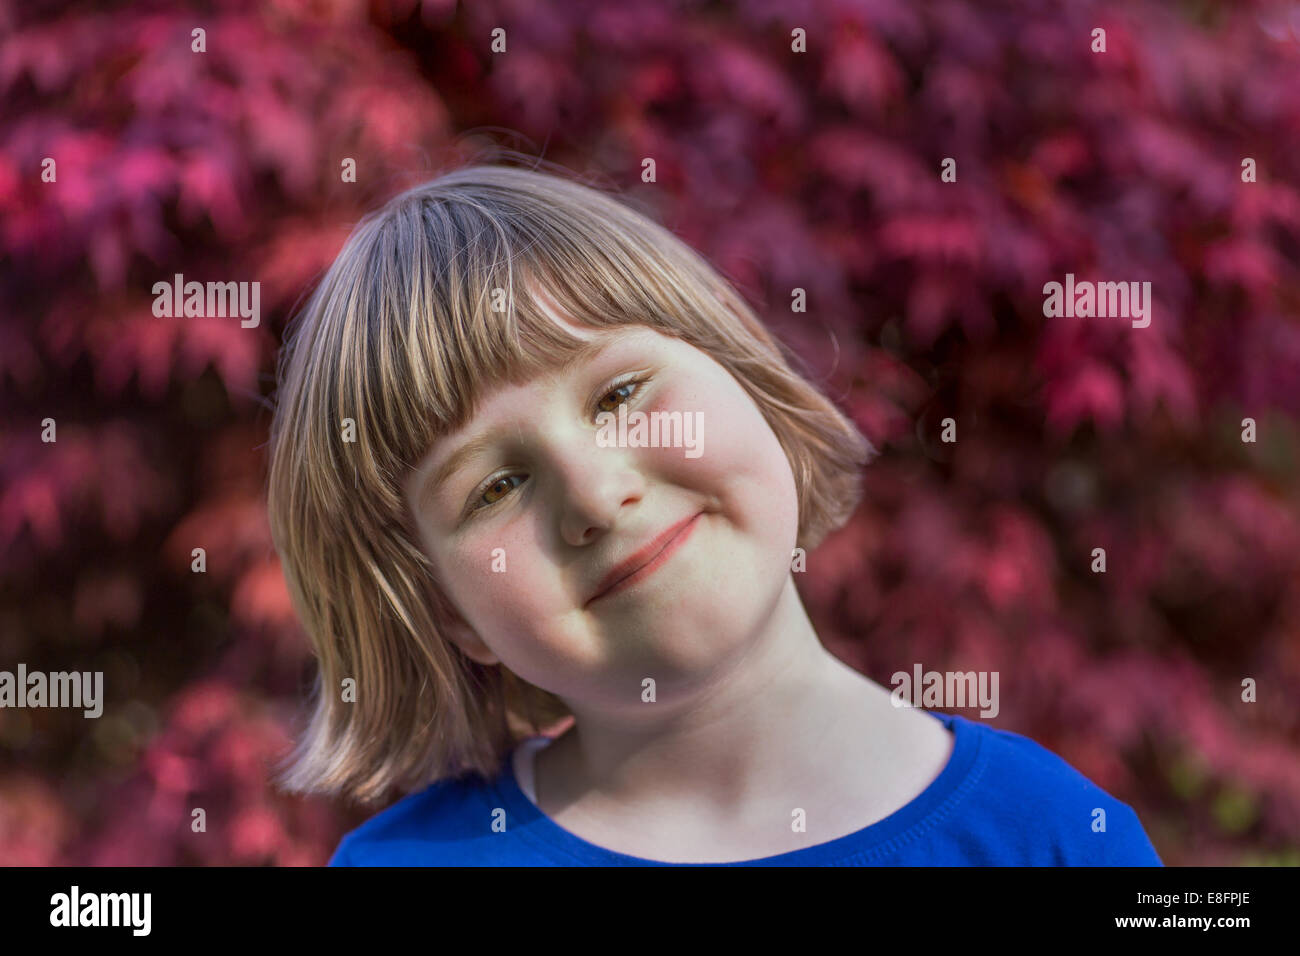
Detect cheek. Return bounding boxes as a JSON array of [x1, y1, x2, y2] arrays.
[[437, 527, 549, 627], [437, 534, 611, 690], [434, 525, 601, 665], [669, 381, 798, 534]]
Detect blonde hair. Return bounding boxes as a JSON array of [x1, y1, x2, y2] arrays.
[[267, 159, 876, 805]]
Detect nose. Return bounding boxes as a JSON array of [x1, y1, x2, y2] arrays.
[[554, 433, 644, 547]]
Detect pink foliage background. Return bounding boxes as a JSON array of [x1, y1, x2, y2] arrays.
[[2, 0, 1299, 866]]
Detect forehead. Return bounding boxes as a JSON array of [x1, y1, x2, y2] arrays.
[[408, 323, 667, 490]]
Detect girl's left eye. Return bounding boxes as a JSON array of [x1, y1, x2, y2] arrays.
[[595, 379, 640, 415], [464, 375, 650, 517]]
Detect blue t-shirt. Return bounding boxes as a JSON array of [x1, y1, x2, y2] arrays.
[[328, 710, 1163, 866]]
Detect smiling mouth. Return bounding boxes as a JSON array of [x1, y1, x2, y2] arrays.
[[585, 512, 703, 606]]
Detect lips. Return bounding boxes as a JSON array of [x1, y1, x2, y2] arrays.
[[586, 512, 702, 606]]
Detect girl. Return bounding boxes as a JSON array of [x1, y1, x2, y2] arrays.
[[267, 161, 1162, 866]]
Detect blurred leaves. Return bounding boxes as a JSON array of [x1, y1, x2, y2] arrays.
[[2, 0, 1299, 866]]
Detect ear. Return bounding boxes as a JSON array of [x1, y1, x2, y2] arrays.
[[443, 615, 500, 667], [422, 566, 500, 666]]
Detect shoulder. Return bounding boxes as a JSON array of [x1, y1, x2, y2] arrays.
[[951, 716, 1163, 866], [328, 772, 505, 867]]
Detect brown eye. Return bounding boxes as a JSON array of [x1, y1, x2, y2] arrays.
[[595, 381, 639, 415], [481, 475, 523, 506]]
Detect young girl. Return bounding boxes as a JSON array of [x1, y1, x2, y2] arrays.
[[267, 161, 1163, 866]]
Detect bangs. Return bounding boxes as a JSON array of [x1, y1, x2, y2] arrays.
[[305, 171, 725, 526]]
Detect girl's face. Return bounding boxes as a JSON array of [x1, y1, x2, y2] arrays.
[[405, 313, 800, 717]]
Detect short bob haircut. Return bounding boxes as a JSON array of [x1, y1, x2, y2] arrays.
[[267, 159, 876, 806]]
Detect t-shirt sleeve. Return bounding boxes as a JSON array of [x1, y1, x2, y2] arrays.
[[327, 835, 356, 866], [1087, 801, 1163, 866], [1033, 777, 1164, 866], [969, 723, 1166, 866]]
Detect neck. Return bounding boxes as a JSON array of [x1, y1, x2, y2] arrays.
[[537, 575, 898, 816]]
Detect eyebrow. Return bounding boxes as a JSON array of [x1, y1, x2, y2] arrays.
[[421, 335, 618, 502]]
